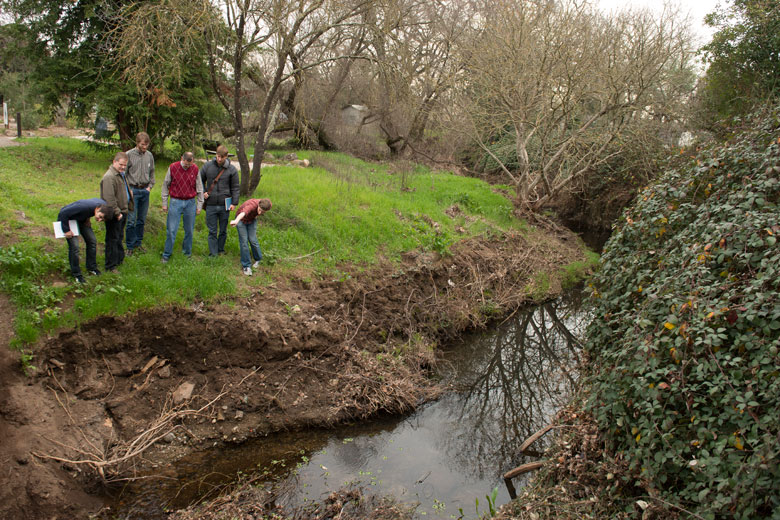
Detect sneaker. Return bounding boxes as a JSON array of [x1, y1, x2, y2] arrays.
[[136, 246, 147, 253], [243, 267, 253, 276], [75, 275, 86, 284], [161, 257, 169, 264], [252, 260, 261, 269], [88, 269, 101, 276], [126, 249, 134, 256]]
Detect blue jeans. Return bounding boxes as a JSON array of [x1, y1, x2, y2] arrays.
[[67, 221, 97, 277], [126, 187, 150, 250], [205, 205, 230, 256], [236, 220, 262, 268], [163, 197, 197, 259]]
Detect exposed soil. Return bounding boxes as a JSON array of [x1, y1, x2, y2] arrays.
[[1, 123, 90, 140], [0, 295, 105, 519], [0, 223, 586, 519]]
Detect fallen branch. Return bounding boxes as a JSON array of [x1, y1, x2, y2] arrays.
[[33, 368, 262, 482], [283, 248, 323, 261], [503, 461, 547, 499], [519, 423, 554, 455]]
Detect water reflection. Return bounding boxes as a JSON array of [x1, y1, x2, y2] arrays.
[[439, 289, 588, 479], [279, 289, 589, 517], [111, 289, 590, 519]]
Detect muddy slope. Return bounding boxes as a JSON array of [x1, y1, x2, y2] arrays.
[[0, 227, 584, 519]]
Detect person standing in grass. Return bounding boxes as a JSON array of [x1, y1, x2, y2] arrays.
[[200, 145, 239, 256], [57, 198, 113, 283], [230, 198, 272, 276], [161, 151, 203, 263], [100, 151, 133, 272], [125, 132, 155, 256]]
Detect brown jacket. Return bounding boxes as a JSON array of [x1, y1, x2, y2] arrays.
[[100, 165, 134, 217]]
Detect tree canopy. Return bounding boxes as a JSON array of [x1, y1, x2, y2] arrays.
[[3, 0, 700, 208], [697, 0, 780, 129], [1, 0, 222, 152]]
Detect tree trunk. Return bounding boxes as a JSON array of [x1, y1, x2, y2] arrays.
[[245, 52, 287, 196], [115, 108, 134, 151]]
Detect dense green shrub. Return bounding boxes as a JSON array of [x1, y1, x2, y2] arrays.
[[585, 106, 780, 519]]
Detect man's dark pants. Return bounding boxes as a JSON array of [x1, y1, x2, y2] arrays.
[[105, 213, 127, 270], [67, 220, 98, 278], [205, 204, 230, 255]]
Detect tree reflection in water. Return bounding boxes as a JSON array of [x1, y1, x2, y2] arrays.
[[111, 290, 592, 518], [437, 289, 590, 481]]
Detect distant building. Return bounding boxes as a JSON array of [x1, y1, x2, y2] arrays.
[[340, 104, 381, 137]]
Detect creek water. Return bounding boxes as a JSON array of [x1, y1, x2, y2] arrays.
[[110, 288, 590, 519]]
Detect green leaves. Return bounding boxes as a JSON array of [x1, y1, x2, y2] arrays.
[[585, 105, 780, 518]]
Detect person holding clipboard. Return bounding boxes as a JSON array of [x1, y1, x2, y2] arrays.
[[56, 198, 113, 284], [200, 145, 240, 257]]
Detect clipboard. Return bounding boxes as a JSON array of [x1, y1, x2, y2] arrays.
[[53, 220, 80, 238]]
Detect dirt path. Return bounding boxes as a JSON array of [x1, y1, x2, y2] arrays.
[[1, 226, 586, 519], [1, 124, 91, 145], [0, 135, 23, 147]]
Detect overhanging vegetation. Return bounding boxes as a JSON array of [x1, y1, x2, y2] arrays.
[[585, 106, 780, 518]]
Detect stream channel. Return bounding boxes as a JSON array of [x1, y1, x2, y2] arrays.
[[111, 287, 591, 519]]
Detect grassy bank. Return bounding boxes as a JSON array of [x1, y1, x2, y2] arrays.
[[0, 138, 536, 356]]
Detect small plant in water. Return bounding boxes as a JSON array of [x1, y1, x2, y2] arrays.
[[485, 487, 498, 517], [475, 487, 499, 518]]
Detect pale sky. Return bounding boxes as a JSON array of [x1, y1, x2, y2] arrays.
[[596, 0, 725, 45]]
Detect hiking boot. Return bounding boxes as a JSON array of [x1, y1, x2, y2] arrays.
[[243, 267, 253, 276]]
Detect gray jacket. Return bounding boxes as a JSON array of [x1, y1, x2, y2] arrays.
[[126, 147, 155, 188], [200, 157, 240, 208]]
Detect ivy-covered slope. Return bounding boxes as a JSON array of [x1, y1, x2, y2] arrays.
[[585, 109, 780, 519]]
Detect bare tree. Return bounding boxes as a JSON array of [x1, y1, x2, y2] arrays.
[[359, 0, 467, 156], [447, 0, 695, 210], [116, 0, 375, 195], [282, 14, 371, 150]]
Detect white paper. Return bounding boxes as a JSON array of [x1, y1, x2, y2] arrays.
[[53, 220, 80, 238]]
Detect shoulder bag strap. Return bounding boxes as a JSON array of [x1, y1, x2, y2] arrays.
[[206, 167, 227, 195]]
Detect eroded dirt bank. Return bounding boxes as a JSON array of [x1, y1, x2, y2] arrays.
[[0, 225, 586, 519]]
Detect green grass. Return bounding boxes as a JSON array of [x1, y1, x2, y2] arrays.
[[0, 138, 525, 352], [559, 250, 600, 289]]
